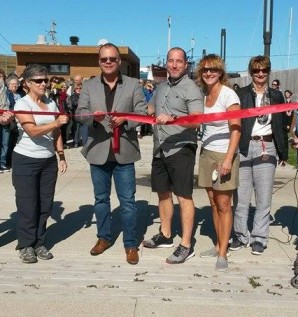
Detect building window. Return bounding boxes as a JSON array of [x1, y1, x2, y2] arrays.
[[27, 63, 70, 75]]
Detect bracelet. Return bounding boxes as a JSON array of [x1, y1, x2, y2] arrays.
[[57, 151, 64, 154]]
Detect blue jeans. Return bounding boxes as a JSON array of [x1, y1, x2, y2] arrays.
[[0, 124, 10, 166], [90, 162, 137, 248]]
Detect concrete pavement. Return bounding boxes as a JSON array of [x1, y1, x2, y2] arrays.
[[1, 136, 298, 317]]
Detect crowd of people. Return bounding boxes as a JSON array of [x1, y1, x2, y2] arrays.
[[0, 43, 297, 276]]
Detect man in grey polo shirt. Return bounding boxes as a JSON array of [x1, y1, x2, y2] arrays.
[[143, 47, 204, 264]]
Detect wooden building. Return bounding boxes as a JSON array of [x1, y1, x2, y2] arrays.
[[0, 54, 17, 76], [11, 44, 140, 79]]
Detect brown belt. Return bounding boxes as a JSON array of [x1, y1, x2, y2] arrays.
[[251, 135, 273, 142]]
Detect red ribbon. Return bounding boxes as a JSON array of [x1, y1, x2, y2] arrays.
[[2, 102, 298, 125], [4, 102, 298, 155]]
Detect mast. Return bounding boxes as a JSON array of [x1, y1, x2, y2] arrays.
[[48, 21, 57, 45], [167, 16, 171, 52], [287, 7, 293, 69]]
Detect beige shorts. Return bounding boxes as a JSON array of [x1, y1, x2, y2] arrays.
[[198, 148, 239, 191]]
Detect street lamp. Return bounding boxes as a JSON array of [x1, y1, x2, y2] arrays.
[[263, 0, 273, 56]]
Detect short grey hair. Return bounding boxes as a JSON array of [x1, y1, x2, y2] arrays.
[[22, 64, 48, 81]]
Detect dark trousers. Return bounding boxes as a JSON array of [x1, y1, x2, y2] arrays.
[[12, 152, 58, 250]]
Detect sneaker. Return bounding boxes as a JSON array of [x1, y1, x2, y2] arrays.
[[0, 165, 10, 172], [215, 256, 228, 272], [229, 239, 249, 251], [251, 241, 264, 255], [200, 246, 231, 258], [34, 246, 53, 260], [166, 244, 195, 264], [143, 232, 174, 248], [19, 247, 38, 264]]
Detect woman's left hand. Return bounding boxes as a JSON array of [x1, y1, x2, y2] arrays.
[[59, 160, 67, 174], [219, 160, 232, 176]]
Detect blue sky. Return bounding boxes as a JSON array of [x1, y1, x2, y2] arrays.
[[0, 0, 297, 72]]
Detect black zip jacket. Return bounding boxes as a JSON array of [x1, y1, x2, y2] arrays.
[[236, 84, 288, 161]]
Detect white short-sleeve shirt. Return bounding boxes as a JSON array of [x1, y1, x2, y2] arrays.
[[202, 85, 240, 153], [14, 95, 59, 158]]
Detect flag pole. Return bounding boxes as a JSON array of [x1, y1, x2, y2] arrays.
[[167, 16, 171, 52]]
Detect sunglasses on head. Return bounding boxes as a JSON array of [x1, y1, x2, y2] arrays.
[[99, 57, 119, 63], [30, 78, 49, 84], [202, 67, 220, 73], [251, 68, 269, 74]]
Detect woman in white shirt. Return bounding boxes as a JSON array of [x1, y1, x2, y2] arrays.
[[196, 54, 241, 272], [13, 64, 68, 264]]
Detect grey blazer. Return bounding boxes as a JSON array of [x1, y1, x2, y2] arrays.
[[76, 74, 147, 165]]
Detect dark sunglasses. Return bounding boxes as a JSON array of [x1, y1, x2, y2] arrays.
[[30, 78, 49, 84], [252, 68, 269, 74], [202, 67, 220, 73], [99, 57, 119, 63]]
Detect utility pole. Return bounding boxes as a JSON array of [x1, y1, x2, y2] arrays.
[[220, 29, 226, 62], [167, 16, 171, 53], [263, 0, 273, 56], [287, 7, 293, 69]]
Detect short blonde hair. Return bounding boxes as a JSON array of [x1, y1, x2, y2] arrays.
[[195, 54, 229, 92]]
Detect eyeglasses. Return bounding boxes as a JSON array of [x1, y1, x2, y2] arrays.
[[202, 67, 220, 73], [272, 83, 278, 86], [30, 78, 49, 84], [252, 68, 269, 74], [99, 57, 119, 63]]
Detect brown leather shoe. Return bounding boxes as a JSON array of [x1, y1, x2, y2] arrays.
[[125, 247, 139, 265], [90, 239, 111, 256]]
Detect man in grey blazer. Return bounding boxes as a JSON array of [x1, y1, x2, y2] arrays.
[[76, 43, 147, 265]]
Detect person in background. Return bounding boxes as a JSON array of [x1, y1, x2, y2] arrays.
[[67, 84, 82, 147], [67, 74, 83, 97], [142, 47, 204, 264], [233, 83, 240, 91], [271, 79, 288, 155], [76, 43, 147, 265], [0, 68, 11, 172], [47, 76, 59, 104], [141, 80, 154, 136], [12, 64, 68, 264], [271, 79, 280, 90], [58, 82, 70, 148], [6, 76, 21, 167], [284, 89, 294, 130], [16, 77, 27, 97], [230, 55, 287, 255], [196, 54, 241, 272]]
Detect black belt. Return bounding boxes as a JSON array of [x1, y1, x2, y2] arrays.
[[251, 135, 273, 142]]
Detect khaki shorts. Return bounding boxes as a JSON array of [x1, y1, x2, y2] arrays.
[[198, 148, 239, 191]]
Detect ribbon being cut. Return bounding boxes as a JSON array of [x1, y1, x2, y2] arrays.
[[2, 102, 298, 125], [2, 102, 298, 152]]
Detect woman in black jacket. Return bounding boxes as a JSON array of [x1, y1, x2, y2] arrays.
[[229, 55, 287, 255]]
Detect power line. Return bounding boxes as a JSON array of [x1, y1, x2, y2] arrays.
[[0, 32, 11, 46]]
